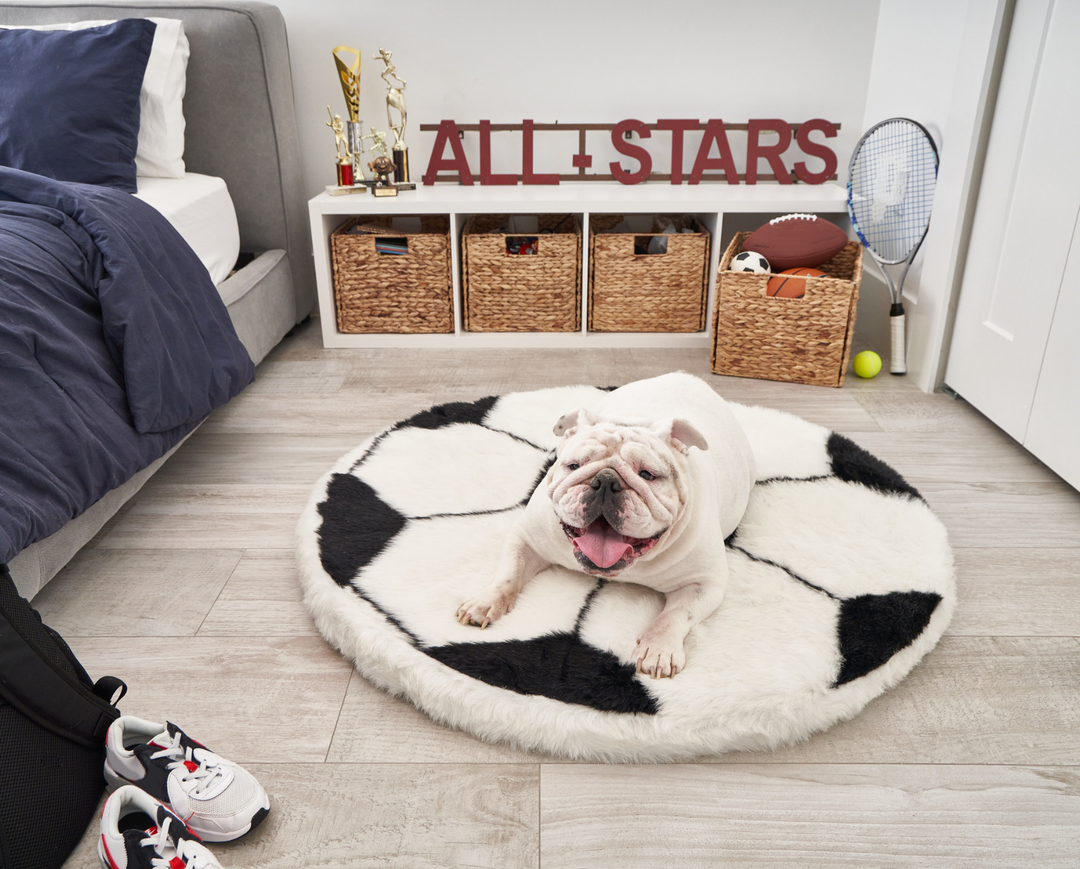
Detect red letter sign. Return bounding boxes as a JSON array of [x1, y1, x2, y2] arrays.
[[656, 119, 698, 185], [479, 120, 517, 185], [610, 119, 652, 184], [746, 119, 793, 184], [522, 119, 559, 185], [794, 119, 838, 184], [422, 120, 473, 185], [689, 120, 738, 184]]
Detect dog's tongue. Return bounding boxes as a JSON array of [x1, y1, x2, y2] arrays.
[[574, 519, 633, 568]]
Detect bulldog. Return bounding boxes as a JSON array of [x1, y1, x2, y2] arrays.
[[455, 372, 756, 678]]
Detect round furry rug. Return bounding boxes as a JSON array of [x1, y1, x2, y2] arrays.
[[296, 386, 955, 761]]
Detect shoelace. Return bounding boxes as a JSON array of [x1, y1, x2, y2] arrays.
[[150, 731, 225, 797], [141, 817, 215, 869]]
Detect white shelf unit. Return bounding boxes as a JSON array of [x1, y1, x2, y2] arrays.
[[308, 182, 849, 348]]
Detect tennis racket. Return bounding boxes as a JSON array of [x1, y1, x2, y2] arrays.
[[847, 118, 939, 375]]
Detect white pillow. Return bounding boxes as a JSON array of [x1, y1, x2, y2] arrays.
[[1, 18, 189, 178]]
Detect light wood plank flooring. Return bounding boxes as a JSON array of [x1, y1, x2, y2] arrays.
[[40, 317, 1080, 868]]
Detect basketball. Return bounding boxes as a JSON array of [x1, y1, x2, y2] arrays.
[[766, 267, 827, 299]]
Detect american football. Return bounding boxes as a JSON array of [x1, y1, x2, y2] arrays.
[[743, 214, 848, 271]]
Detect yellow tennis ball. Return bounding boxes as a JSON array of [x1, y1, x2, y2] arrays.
[[853, 351, 882, 378]]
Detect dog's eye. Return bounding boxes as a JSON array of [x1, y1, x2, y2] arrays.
[[638, 469, 655, 481], [567, 463, 580, 471]]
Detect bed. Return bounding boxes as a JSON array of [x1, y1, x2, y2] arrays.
[[0, 2, 314, 599]]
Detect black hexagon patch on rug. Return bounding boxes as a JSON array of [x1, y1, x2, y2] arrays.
[[827, 432, 923, 501], [396, 395, 498, 431], [834, 591, 943, 686], [317, 474, 406, 587], [424, 632, 658, 714]]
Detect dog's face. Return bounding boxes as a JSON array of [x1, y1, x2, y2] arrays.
[[546, 410, 707, 576]]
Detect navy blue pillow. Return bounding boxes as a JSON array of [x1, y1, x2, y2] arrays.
[[0, 20, 156, 193]]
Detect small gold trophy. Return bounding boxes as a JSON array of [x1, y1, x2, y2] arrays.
[[325, 106, 353, 187], [332, 46, 365, 182], [363, 127, 397, 196], [375, 48, 411, 185]]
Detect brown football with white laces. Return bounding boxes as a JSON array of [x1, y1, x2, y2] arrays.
[[743, 213, 848, 271]]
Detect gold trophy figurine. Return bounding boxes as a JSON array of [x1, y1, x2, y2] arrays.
[[375, 48, 410, 184], [362, 127, 396, 196], [332, 46, 365, 182], [363, 127, 391, 159], [325, 106, 354, 187]]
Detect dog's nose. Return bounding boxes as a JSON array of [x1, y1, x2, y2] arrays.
[[590, 469, 623, 494]]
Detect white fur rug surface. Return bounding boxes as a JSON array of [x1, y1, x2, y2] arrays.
[[296, 386, 955, 762]]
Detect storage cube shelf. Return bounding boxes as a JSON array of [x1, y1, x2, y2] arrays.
[[331, 215, 454, 334], [308, 183, 848, 348], [588, 214, 710, 333], [712, 233, 863, 388], [462, 214, 582, 333]]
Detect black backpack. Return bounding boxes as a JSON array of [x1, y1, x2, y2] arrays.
[[0, 563, 126, 869]]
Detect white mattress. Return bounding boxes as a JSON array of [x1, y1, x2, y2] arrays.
[[134, 173, 241, 285]]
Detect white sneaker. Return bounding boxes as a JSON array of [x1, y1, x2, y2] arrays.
[[104, 716, 270, 843], [98, 785, 222, 869]]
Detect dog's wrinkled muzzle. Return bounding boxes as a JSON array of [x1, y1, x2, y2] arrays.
[[559, 469, 664, 571], [590, 468, 623, 495], [576, 468, 626, 528]]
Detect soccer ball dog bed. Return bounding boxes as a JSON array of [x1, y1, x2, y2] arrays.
[[296, 385, 954, 762]]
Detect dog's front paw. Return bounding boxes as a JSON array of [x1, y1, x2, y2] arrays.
[[455, 587, 515, 629], [633, 633, 686, 679]]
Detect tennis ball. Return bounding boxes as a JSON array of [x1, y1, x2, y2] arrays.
[[853, 351, 882, 379]]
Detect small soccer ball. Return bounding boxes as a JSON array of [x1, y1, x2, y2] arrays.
[[730, 250, 771, 273], [853, 351, 882, 379]]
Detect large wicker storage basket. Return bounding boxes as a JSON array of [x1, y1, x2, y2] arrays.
[[331, 215, 453, 333], [462, 214, 581, 332], [588, 214, 710, 332], [711, 232, 863, 387]]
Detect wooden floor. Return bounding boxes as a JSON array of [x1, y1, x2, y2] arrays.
[[46, 318, 1080, 868]]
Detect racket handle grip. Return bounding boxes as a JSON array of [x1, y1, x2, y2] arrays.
[[890, 308, 907, 375]]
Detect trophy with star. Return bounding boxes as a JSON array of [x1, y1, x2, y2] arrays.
[[332, 46, 365, 183]]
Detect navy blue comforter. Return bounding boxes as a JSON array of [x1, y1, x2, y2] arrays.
[[0, 167, 254, 565]]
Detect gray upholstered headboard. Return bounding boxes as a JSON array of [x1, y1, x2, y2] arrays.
[[0, 1, 315, 320]]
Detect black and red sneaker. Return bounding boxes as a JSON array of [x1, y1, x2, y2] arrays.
[[104, 716, 269, 842], [98, 785, 222, 869]]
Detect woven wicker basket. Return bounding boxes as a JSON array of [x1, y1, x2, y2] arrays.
[[331, 215, 453, 334], [588, 214, 710, 333], [711, 232, 863, 387], [462, 214, 581, 332]]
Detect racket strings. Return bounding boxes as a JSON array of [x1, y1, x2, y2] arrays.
[[849, 121, 937, 262]]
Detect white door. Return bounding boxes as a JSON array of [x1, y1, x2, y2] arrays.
[[945, 0, 1080, 488], [1024, 213, 1080, 487]]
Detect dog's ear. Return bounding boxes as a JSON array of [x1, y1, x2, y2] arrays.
[[553, 408, 592, 438], [651, 418, 708, 454]]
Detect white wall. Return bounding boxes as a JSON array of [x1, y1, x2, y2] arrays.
[[74, 0, 1009, 382], [271, 0, 1012, 374], [858, 0, 1012, 391], [274, 0, 881, 199]]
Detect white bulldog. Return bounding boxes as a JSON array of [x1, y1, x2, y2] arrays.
[[456, 372, 756, 678]]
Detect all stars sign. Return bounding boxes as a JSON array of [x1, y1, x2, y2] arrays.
[[420, 119, 839, 186]]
